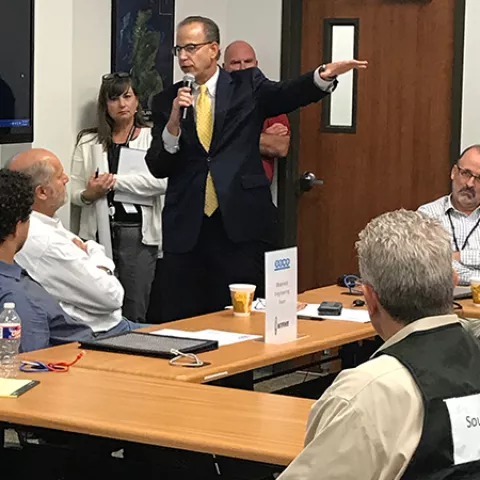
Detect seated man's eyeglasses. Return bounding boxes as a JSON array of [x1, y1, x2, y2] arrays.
[[456, 164, 480, 184], [172, 42, 213, 56]]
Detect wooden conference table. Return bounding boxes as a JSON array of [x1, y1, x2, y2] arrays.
[[1, 285, 373, 468], [458, 297, 480, 319], [21, 286, 375, 384], [0, 368, 313, 465]]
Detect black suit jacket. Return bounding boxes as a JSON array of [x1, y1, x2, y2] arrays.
[[146, 67, 332, 253]]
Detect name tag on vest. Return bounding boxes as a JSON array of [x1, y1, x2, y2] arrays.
[[445, 393, 480, 465]]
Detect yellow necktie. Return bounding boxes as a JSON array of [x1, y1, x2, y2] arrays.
[[196, 84, 218, 216]]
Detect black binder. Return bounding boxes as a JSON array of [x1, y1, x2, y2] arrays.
[[79, 331, 218, 358]]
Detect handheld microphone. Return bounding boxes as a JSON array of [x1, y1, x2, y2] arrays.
[[182, 73, 195, 120]]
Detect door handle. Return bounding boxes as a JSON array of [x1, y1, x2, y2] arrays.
[[298, 171, 324, 194]]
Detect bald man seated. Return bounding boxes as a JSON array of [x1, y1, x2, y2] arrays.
[[223, 40, 291, 183], [10, 149, 141, 340]]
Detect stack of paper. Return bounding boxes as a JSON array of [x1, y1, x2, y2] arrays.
[[297, 305, 370, 323], [250, 299, 370, 323], [150, 329, 262, 347], [114, 147, 154, 206]]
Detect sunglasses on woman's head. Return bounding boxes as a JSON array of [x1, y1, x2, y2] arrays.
[[102, 72, 131, 82]]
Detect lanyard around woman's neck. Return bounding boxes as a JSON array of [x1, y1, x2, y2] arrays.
[[125, 123, 136, 145], [123, 123, 136, 146], [114, 123, 136, 147]]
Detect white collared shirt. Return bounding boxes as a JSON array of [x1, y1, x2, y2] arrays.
[[278, 314, 460, 480], [162, 66, 334, 152], [191, 66, 220, 114], [15, 211, 124, 333], [418, 195, 480, 285]]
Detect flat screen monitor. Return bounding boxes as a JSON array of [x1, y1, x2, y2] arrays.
[[0, 0, 34, 144]]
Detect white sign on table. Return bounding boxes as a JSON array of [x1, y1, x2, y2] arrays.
[[265, 247, 298, 344]]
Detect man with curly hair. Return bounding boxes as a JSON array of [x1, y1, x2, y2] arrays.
[[0, 169, 92, 351]]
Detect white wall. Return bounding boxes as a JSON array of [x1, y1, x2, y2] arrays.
[[225, 0, 282, 80], [461, 0, 480, 152], [72, 0, 112, 140], [34, 0, 111, 161], [32, 0, 74, 211], [173, 0, 282, 80], [0, 144, 30, 167]]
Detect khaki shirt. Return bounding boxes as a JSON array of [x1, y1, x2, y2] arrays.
[[278, 314, 460, 480]]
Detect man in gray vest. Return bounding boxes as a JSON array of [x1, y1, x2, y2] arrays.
[[278, 209, 480, 479]]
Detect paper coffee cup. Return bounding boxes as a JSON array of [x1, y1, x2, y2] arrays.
[[471, 277, 480, 306], [229, 284, 256, 317]]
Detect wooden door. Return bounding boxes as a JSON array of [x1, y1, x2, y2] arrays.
[[295, 0, 460, 291]]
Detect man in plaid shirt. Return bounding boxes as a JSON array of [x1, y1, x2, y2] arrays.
[[418, 145, 480, 286]]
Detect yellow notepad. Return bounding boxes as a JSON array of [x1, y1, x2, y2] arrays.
[[0, 378, 39, 398]]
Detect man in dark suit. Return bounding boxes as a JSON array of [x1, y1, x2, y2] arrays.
[[146, 16, 367, 321]]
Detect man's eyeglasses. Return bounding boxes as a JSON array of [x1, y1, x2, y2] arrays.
[[102, 72, 130, 82], [456, 164, 480, 185], [172, 42, 213, 57]]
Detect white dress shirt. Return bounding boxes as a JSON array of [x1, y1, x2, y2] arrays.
[[162, 67, 335, 153], [418, 195, 480, 285], [278, 314, 460, 480], [15, 211, 124, 333]]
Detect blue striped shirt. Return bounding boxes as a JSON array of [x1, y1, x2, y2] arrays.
[[0, 261, 94, 352]]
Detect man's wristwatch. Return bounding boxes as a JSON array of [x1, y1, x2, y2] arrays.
[[319, 64, 337, 82], [97, 266, 113, 276], [80, 190, 94, 205]]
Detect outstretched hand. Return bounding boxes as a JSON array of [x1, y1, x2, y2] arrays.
[[321, 60, 368, 80]]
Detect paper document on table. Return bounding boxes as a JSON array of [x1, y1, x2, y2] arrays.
[[150, 328, 262, 347], [297, 305, 370, 323], [195, 329, 262, 346], [114, 147, 154, 207], [251, 299, 308, 312]]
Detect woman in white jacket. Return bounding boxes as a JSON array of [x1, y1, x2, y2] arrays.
[[71, 72, 166, 323]]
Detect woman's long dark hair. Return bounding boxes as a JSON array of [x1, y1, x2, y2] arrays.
[[76, 76, 149, 150]]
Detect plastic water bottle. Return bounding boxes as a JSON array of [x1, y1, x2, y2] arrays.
[[0, 303, 21, 378]]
